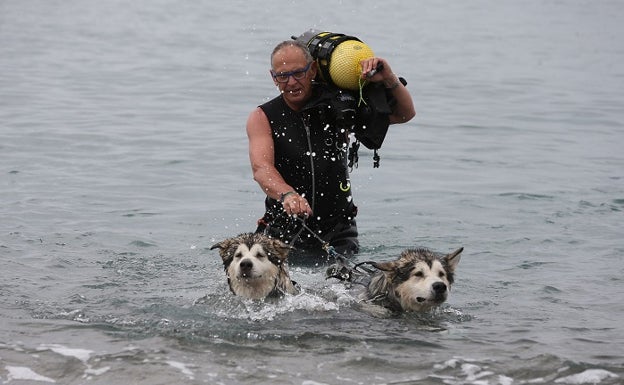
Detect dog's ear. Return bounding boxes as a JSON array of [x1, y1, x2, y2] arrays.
[[371, 259, 412, 283], [371, 260, 399, 272], [210, 239, 234, 264], [209, 239, 228, 252], [267, 237, 292, 261], [444, 247, 463, 272], [209, 241, 221, 250]]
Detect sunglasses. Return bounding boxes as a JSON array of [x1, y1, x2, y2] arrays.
[[271, 62, 313, 83]]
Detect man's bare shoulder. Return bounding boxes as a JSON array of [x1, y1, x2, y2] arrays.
[[246, 107, 271, 136]]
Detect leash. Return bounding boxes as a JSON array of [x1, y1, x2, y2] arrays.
[[290, 217, 382, 283], [263, 214, 380, 283], [325, 258, 379, 285], [292, 216, 341, 258], [260, 211, 339, 257]]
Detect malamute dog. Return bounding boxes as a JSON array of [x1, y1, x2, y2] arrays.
[[210, 233, 298, 300], [328, 247, 463, 312]]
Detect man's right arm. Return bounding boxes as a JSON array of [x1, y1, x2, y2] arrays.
[[246, 108, 313, 216]]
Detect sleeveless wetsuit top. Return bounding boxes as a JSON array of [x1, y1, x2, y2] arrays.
[[259, 87, 356, 240]]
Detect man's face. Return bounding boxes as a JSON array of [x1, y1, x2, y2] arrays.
[[270, 45, 317, 111]]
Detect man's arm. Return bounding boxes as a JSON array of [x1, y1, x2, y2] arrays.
[[246, 107, 313, 216], [360, 57, 416, 124]]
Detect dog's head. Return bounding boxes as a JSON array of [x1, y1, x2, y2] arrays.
[[210, 233, 296, 299], [371, 247, 463, 312]]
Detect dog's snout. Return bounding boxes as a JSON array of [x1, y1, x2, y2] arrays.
[[240, 259, 253, 272], [432, 281, 447, 294]]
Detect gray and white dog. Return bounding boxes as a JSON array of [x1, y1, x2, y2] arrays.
[[327, 247, 463, 312]]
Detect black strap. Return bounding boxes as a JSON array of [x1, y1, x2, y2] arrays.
[[306, 32, 362, 88]]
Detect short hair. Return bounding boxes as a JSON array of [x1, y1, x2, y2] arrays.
[[270, 40, 314, 68]]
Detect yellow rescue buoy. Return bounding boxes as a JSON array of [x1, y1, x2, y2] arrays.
[[294, 31, 375, 91]]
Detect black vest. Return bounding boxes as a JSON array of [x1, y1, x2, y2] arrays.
[[259, 87, 356, 237]]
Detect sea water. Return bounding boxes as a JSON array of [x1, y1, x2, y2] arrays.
[[1, 0, 623, 384]]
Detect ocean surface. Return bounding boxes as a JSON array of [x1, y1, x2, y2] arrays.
[[1, 0, 623, 384]]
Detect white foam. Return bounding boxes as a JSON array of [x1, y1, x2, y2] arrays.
[[36, 343, 93, 363], [240, 292, 338, 322], [434, 358, 460, 370], [212, 288, 342, 322], [555, 369, 619, 384], [166, 360, 194, 380], [498, 374, 514, 385], [6, 366, 56, 383], [461, 363, 494, 383], [85, 366, 111, 376], [33, 343, 110, 381], [302, 381, 330, 385]]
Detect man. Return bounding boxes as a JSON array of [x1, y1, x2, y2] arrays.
[[246, 39, 415, 259]]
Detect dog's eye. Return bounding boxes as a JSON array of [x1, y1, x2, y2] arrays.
[[439, 272, 446, 278], [234, 252, 242, 259], [414, 271, 424, 278]]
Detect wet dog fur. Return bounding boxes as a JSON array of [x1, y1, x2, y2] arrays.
[[210, 233, 298, 300], [362, 247, 463, 312], [327, 247, 463, 313]]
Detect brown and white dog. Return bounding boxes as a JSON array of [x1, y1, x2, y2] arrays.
[[327, 247, 463, 312], [210, 233, 298, 300]]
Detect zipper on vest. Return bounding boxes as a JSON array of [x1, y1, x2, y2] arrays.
[[302, 113, 316, 213]]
